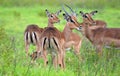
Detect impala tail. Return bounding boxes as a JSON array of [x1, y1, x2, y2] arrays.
[[42, 36, 60, 51], [24, 31, 38, 45]]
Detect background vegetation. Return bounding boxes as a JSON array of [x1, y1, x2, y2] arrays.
[[0, 0, 120, 9], [0, 0, 120, 76]]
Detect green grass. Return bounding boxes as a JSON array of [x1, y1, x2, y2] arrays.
[[0, 6, 120, 76]]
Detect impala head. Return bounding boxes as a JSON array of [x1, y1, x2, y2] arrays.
[[62, 5, 80, 30], [79, 11, 98, 25], [78, 22, 86, 32], [45, 9, 62, 23]]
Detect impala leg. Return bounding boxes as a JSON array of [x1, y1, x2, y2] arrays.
[[36, 43, 41, 57], [58, 48, 66, 69], [59, 46, 66, 69], [58, 52, 63, 68], [58, 41, 65, 69], [62, 50, 65, 69], [52, 55, 58, 69], [96, 45, 103, 56], [43, 50, 48, 67], [74, 40, 82, 55], [74, 45, 80, 55]]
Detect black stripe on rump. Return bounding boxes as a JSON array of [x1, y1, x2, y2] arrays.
[[43, 37, 47, 49], [26, 32, 28, 40], [53, 37, 59, 49], [33, 32, 37, 42], [30, 33, 33, 43], [48, 38, 51, 48]]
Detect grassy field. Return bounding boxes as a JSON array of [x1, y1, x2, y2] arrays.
[[0, 5, 120, 76]]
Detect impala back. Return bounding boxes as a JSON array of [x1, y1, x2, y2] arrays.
[[40, 27, 62, 54], [24, 24, 43, 45], [92, 28, 120, 48]]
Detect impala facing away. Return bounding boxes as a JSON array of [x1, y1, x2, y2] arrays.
[[24, 9, 61, 57], [24, 24, 43, 56], [39, 27, 65, 68], [79, 11, 120, 55], [80, 11, 107, 29]]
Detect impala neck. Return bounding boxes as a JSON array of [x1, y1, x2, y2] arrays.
[[47, 20, 54, 27], [63, 23, 72, 41], [84, 23, 94, 42]]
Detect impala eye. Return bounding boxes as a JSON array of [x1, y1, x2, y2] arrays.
[[83, 15, 87, 18], [70, 19, 75, 23], [50, 15, 53, 17], [79, 26, 82, 28]]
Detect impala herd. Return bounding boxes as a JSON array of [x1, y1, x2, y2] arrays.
[[24, 5, 120, 69]]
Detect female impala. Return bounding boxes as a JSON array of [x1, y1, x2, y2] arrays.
[[24, 9, 61, 57], [39, 27, 65, 68], [24, 24, 43, 56], [80, 11, 107, 29], [79, 11, 120, 55]]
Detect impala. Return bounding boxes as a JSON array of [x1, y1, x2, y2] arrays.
[[62, 5, 82, 55], [24, 24, 43, 56], [79, 11, 120, 55], [80, 11, 107, 29], [39, 27, 65, 68], [24, 9, 61, 57]]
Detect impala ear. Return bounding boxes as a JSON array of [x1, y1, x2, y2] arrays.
[[63, 13, 67, 20], [63, 13, 70, 21], [90, 10, 98, 15], [56, 10, 62, 15], [63, 13, 66, 16], [45, 9, 50, 17], [79, 11, 84, 17]]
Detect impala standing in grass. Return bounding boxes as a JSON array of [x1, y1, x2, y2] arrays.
[[79, 11, 120, 55], [24, 24, 43, 56]]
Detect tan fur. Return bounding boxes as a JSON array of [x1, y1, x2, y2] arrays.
[[63, 16, 82, 55], [79, 22, 120, 55], [40, 27, 65, 69], [81, 11, 107, 29]]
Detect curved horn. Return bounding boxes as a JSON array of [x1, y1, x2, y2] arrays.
[[62, 5, 69, 16], [65, 4, 75, 14]]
